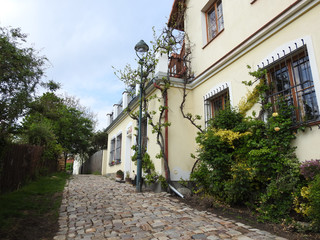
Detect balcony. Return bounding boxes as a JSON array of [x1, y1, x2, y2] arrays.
[[168, 41, 186, 78]]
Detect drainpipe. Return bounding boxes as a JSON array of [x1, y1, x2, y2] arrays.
[[169, 184, 184, 198], [153, 82, 169, 180]]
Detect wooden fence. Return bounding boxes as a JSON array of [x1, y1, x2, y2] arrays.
[[0, 144, 57, 194]]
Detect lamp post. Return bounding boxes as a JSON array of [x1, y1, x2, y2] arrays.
[[134, 40, 149, 192]]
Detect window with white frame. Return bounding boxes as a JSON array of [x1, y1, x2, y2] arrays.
[[204, 88, 229, 127], [109, 133, 122, 166], [115, 134, 122, 164], [266, 45, 319, 124], [109, 138, 115, 166], [205, 0, 224, 42]]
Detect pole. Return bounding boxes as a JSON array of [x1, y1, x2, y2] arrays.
[[136, 60, 143, 192]]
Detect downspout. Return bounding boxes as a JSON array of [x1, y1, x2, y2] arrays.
[[169, 184, 184, 198], [153, 82, 169, 180]]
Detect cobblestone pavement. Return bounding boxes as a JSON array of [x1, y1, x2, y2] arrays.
[[54, 175, 286, 240]]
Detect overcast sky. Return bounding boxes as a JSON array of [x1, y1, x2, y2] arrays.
[[0, 0, 174, 131]]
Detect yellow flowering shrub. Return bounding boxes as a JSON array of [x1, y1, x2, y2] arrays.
[[238, 79, 264, 115], [294, 186, 311, 216], [214, 129, 251, 148]]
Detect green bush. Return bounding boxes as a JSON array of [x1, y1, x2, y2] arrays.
[[190, 70, 308, 225], [309, 175, 320, 228], [258, 166, 300, 222], [210, 106, 243, 130], [224, 162, 255, 205], [191, 102, 301, 223]]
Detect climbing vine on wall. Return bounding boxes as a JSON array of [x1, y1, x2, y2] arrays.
[[190, 67, 311, 225], [113, 17, 187, 186]]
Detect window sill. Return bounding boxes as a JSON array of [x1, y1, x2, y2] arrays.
[[203, 29, 224, 49], [109, 161, 121, 167], [294, 119, 320, 129]]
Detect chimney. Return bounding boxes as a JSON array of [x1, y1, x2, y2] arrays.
[[106, 113, 113, 127], [113, 104, 119, 119], [155, 51, 168, 76], [122, 91, 129, 109]]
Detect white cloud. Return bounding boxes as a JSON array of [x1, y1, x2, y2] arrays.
[[0, 0, 174, 131]]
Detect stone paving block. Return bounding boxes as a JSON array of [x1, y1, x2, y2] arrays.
[[85, 227, 96, 233], [207, 235, 220, 240], [192, 233, 207, 239], [236, 236, 254, 240], [53, 235, 66, 240], [158, 237, 169, 240], [226, 229, 242, 236], [68, 232, 76, 238]]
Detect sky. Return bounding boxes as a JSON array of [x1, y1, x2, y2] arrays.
[[0, 0, 174, 131]]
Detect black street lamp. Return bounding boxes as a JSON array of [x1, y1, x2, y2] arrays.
[[134, 40, 149, 192]]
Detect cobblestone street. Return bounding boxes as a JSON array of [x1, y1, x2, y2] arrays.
[[53, 175, 287, 240]]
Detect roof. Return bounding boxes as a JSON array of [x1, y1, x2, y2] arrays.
[[105, 72, 168, 133], [168, 0, 185, 31]]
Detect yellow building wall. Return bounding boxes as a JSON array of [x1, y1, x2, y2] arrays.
[[146, 88, 165, 176], [104, 88, 171, 179], [185, 0, 298, 76], [144, 86, 201, 181], [167, 87, 198, 181], [104, 1, 320, 180], [183, 1, 320, 162], [103, 86, 202, 181], [103, 114, 136, 177]]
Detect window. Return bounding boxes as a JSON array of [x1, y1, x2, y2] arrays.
[[115, 134, 122, 164], [204, 89, 229, 126], [206, 0, 224, 42], [267, 47, 319, 124], [109, 138, 115, 166], [109, 134, 122, 166]]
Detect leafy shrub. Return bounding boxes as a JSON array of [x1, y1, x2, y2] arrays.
[[191, 69, 310, 225], [210, 106, 243, 130], [191, 101, 301, 223], [300, 159, 320, 180], [294, 175, 320, 230], [309, 175, 320, 228], [258, 165, 300, 222], [116, 169, 124, 177], [191, 161, 214, 194], [224, 162, 255, 204]]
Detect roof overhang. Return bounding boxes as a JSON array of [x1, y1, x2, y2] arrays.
[[106, 72, 168, 133], [168, 0, 185, 31]]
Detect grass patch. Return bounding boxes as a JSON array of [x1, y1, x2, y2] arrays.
[[66, 162, 73, 172], [0, 172, 69, 239]]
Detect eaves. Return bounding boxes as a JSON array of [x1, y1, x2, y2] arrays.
[[106, 72, 168, 134]]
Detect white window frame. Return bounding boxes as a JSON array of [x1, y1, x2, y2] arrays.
[[115, 133, 122, 163], [203, 82, 232, 127], [201, 0, 224, 46], [257, 36, 320, 124], [109, 138, 116, 165]]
